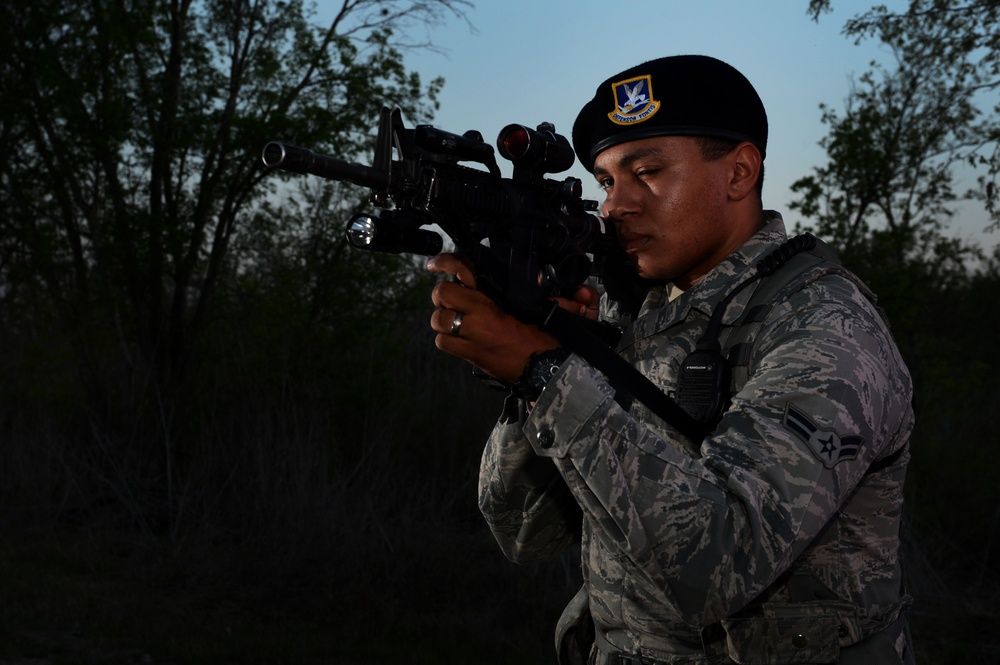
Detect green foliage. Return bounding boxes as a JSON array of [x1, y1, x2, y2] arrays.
[[0, 0, 489, 637], [0, 3, 583, 661], [789, 55, 975, 264], [0, 0, 459, 501], [799, 0, 1000, 232], [805, 0, 832, 21], [0, 0, 452, 395], [0, 521, 570, 664]]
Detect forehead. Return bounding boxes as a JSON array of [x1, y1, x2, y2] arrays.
[[592, 135, 703, 173]]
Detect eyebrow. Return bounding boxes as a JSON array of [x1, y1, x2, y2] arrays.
[[593, 145, 668, 177]]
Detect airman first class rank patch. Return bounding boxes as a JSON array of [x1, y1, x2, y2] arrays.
[[608, 74, 660, 125], [784, 405, 863, 468]]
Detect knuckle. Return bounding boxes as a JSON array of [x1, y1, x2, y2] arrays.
[[430, 282, 448, 305]]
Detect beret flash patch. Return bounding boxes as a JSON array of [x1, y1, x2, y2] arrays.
[[608, 74, 660, 126], [784, 404, 863, 468]]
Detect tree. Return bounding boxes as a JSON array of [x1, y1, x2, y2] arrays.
[[802, 0, 1000, 234], [790, 2, 995, 371], [0, 0, 466, 415], [790, 0, 1000, 374], [789, 0, 996, 362], [797, 4, 1000, 660], [0, 0, 472, 536]]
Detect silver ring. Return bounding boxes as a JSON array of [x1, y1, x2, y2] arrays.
[[450, 311, 464, 336]]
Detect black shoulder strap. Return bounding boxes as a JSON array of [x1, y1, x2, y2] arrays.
[[725, 240, 841, 393], [722, 233, 895, 394], [720, 238, 909, 475], [553, 234, 832, 442], [541, 306, 710, 442], [675, 234, 831, 429]]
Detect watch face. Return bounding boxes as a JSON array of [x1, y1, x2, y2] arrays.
[[530, 361, 555, 387], [528, 350, 568, 393]]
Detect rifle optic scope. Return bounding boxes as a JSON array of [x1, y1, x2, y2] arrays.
[[497, 123, 575, 174]]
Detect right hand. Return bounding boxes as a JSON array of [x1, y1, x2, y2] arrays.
[[428, 254, 560, 382], [555, 284, 600, 321]]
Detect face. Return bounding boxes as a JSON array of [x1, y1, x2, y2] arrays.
[[593, 135, 747, 288]]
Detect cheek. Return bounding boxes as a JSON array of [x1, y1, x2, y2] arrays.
[[660, 174, 727, 230], [645, 185, 698, 238]]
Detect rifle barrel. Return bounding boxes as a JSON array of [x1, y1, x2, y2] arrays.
[[261, 142, 390, 190]]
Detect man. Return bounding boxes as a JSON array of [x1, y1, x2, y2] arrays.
[[429, 55, 915, 664]]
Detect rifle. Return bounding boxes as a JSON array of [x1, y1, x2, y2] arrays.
[[261, 107, 708, 442], [262, 106, 639, 320]]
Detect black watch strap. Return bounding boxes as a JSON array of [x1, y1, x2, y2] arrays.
[[514, 348, 570, 401]]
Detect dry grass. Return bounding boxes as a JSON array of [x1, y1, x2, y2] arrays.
[[0, 519, 574, 665], [0, 343, 578, 664], [1, 305, 997, 664]]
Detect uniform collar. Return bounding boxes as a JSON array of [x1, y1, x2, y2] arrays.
[[622, 212, 788, 347], [681, 210, 788, 321]]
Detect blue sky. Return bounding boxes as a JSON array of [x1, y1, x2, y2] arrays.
[[344, 0, 995, 247]]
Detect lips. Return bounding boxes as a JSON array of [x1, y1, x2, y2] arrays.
[[618, 231, 650, 254]]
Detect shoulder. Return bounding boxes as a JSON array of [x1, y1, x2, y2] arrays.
[[778, 270, 886, 336], [746, 269, 912, 409]]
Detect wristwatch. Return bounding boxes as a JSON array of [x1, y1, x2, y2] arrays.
[[515, 348, 570, 401]]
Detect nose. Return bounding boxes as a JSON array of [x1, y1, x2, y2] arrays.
[[602, 179, 640, 222]]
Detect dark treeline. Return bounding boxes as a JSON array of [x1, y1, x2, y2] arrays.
[[1, 0, 999, 663], [3, 205, 1000, 664]]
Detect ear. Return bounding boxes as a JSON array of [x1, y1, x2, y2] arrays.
[[728, 142, 762, 202]]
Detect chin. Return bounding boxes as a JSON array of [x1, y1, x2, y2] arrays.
[[632, 258, 666, 281]]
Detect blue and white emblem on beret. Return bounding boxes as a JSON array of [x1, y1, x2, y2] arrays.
[[608, 74, 660, 126]]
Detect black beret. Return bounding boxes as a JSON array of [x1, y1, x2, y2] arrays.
[[572, 55, 767, 172]]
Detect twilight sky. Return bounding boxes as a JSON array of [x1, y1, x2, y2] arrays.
[[329, 0, 995, 248]]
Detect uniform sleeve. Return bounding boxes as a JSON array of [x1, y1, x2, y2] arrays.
[[478, 393, 583, 562], [488, 275, 913, 627]]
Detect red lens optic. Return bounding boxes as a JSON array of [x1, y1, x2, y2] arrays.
[[502, 128, 531, 159]]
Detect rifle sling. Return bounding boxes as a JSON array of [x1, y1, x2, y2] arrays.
[[540, 304, 709, 444]]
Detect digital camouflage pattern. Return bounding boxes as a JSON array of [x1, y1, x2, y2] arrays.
[[478, 214, 914, 663]]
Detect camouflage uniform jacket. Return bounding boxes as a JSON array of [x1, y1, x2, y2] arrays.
[[478, 213, 914, 663]]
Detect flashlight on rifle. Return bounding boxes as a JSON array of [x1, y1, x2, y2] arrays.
[[345, 213, 444, 255]]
